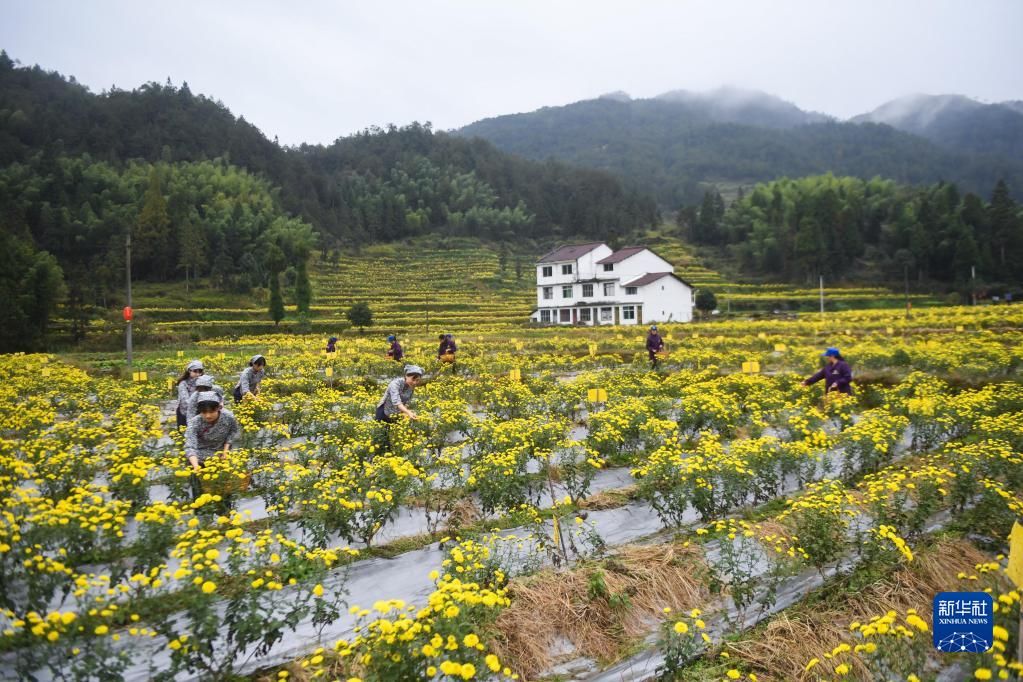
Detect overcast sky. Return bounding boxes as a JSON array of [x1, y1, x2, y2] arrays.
[[2, 1, 1021, 146]]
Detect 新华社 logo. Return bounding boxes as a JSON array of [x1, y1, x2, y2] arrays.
[[932, 592, 993, 653]]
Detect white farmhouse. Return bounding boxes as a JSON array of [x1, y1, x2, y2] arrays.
[[531, 243, 694, 325]]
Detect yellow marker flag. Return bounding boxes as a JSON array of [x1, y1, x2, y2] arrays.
[[176, 350, 184, 358], [587, 388, 607, 402], [515, 342, 524, 351], [955, 325, 964, 332], [692, 333, 700, 339], [1006, 522, 1023, 588], [166, 378, 174, 390], [773, 344, 787, 352], [588, 343, 597, 357], [757, 332, 767, 340], [886, 327, 894, 335], [509, 368, 521, 381], [741, 361, 761, 374], [324, 367, 333, 377]]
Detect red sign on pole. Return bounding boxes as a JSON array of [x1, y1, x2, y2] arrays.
[[123, 306, 133, 322]]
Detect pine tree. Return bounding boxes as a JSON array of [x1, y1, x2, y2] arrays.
[[295, 259, 312, 314], [697, 191, 718, 245], [269, 271, 285, 326], [177, 217, 206, 292], [989, 180, 1018, 275], [135, 167, 171, 276]]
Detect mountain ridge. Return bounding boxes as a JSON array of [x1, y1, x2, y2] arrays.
[[457, 88, 1023, 206]]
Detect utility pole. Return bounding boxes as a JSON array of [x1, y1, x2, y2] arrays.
[[819, 275, 824, 318], [971, 265, 977, 306], [904, 263, 911, 319], [126, 231, 133, 370]]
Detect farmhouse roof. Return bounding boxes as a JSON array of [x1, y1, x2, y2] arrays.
[[536, 242, 606, 263], [596, 246, 647, 264], [622, 272, 695, 288]]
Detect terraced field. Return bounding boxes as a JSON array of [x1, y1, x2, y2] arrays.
[[117, 236, 942, 344]]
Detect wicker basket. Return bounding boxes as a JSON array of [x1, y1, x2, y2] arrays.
[[440, 353, 456, 363], [655, 350, 669, 359], [205, 473, 252, 497]]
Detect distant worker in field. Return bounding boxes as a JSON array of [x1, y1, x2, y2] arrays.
[[326, 336, 338, 353], [802, 347, 853, 395], [175, 360, 205, 429], [438, 333, 457, 362], [386, 335, 404, 362], [375, 365, 423, 423], [646, 325, 665, 369], [187, 374, 224, 419], [233, 354, 267, 402]]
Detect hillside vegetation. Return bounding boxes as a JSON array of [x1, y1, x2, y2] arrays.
[[0, 52, 656, 351], [689, 174, 1023, 288], [457, 95, 1023, 206]]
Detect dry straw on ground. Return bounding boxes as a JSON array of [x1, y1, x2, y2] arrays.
[[492, 542, 709, 679], [725, 537, 993, 681]]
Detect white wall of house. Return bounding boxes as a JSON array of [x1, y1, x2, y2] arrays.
[[577, 245, 613, 279], [610, 250, 674, 281], [535, 244, 612, 307], [637, 277, 694, 323]]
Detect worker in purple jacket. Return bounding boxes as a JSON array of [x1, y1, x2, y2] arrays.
[[386, 335, 404, 362], [803, 347, 853, 394], [437, 333, 457, 359], [646, 325, 665, 368]]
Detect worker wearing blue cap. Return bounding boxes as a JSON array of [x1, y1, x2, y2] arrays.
[[646, 325, 665, 368], [386, 335, 404, 362], [803, 347, 853, 394]]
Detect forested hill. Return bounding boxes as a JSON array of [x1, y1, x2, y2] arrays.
[[456, 94, 1023, 207], [697, 174, 1023, 288], [0, 52, 658, 245], [0, 51, 658, 351], [852, 94, 1023, 160]]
